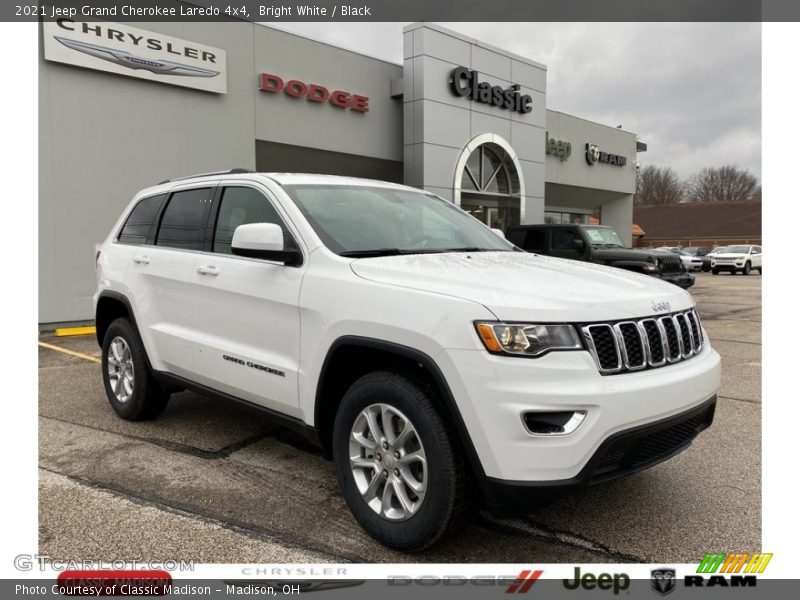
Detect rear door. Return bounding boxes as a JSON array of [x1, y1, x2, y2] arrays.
[[127, 184, 216, 378], [185, 183, 305, 417]]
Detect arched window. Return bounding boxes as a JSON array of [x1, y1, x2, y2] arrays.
[[460, 143, 521, 197]]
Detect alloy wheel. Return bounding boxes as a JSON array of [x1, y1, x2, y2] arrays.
[[349, 403, 428, 521], [107, 336, 134, 403]]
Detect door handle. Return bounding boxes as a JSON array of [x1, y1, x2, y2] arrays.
[[196, 264, 220, 276], [132, 254, 150, 265]]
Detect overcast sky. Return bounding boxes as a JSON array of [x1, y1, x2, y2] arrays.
[[266, 22, 761, 181]]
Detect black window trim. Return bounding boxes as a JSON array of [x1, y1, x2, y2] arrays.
[[116, 193, 168, 246], [207, 182, 305, 265]]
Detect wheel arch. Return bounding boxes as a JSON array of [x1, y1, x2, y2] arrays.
[[314, 336, 486, 481], [95, 291, 139, 346]]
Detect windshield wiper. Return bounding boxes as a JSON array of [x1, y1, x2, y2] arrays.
[[339, 248, 408, 258], [435, 247, 499, 253]]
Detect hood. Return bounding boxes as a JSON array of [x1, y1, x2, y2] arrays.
[[593, 247, 660, 261], [350, 251, 693, 322]]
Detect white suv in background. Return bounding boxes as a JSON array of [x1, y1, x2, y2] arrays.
[[711, 244, 763, 275], [94, 170, 721, 550]]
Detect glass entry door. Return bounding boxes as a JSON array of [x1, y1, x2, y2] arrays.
[[461, 193, 520, 231]]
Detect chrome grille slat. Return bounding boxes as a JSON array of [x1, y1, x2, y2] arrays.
[[582, 309, 704, 376]]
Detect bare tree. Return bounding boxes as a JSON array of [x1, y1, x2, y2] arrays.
[[635, 165, 683, 205], [685, 165, 761, 203]]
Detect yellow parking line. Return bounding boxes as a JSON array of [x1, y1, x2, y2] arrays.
[[54, 326, 96, 337], [38, 341, 101, 363]]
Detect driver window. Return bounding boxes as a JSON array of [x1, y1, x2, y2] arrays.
[[551, 228, 583, 252], [213, 187, 287, 254]]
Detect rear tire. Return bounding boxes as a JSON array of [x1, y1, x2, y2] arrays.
[[332, 371, 468, 551], [101, 318, 170, 421]]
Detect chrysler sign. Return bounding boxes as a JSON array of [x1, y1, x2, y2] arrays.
[[43, 19, 227, 94]]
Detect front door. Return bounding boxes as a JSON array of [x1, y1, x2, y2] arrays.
[[186, 184, 305, 418]]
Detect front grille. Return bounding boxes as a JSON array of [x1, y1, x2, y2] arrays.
[[658, 255, 683, 274], [582, 309, 704, 375]]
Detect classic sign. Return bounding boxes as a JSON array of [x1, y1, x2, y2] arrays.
[[449, 67, 532, 114]]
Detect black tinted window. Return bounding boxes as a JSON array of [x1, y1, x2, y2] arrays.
[[155, 188, 213, 250], [551, 229, 583, 251], [213, 187, 285, 254], [522, 230, 547, 252], [118, 195, 164, 245], [508, 229, 546, 252]]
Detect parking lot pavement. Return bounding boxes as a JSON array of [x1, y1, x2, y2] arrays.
[[38, 273, 761, 563]]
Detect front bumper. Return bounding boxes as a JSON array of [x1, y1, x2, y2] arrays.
[[480, 396, 716, 514], [437, 339, 721, 490], [713, 260, 745, 271], [655, 271, 695, 288]]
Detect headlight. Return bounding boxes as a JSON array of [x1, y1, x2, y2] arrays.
[[641, 264, 658, 273], [475, 322, 583, 357]]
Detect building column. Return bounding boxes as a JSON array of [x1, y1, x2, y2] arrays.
[[602, 193, 634, 247]]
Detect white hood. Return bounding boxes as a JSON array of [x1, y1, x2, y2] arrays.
[[350, 251, 693, 322]]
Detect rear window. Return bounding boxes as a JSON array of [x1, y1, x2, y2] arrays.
[[117, 194, 164, 245], [155, 188, 214, 251]]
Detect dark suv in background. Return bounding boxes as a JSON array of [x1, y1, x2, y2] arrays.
[[507, 224, 694, 289]]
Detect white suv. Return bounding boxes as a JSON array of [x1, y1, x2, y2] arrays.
[[711, 244, 762, 275], [94, 171, 721, 550]]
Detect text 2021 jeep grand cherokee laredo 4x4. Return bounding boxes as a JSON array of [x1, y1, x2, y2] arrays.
[[94, 171, 721, 551]]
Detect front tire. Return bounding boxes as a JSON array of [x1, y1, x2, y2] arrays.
[[712, 268, 719, 275], [101, 318, 170, 420], [332, 371, 468, 551], [742, 261, 752, 275]]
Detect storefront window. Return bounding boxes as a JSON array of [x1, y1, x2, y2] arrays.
[[544, 211, 590, 224]]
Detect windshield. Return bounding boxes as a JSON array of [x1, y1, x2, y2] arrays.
[[283, 184, 515, 257], [721, 245, 750, 253], [582, 226, 625, 247]]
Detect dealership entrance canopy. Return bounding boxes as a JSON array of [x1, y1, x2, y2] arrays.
[[40, 19, 645, 324]]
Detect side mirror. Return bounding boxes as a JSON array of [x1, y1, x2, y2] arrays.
[[491, 228, 506, 239], [231, 223, 302, 266], [572, 238, 586, 252]]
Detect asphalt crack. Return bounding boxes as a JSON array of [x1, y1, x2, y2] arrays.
[[718, 395, 761, 405], [476, 513, 647, 563], [40, 414, 279, 460], [39, 466, 366, 564]]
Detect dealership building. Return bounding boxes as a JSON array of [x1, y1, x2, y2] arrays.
[[39, 18, 645, 324]]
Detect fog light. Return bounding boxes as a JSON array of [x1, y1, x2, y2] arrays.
[[523, 411, 586, 436]]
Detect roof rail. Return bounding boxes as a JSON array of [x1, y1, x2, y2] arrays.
[[157, 168, 254, 185]]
